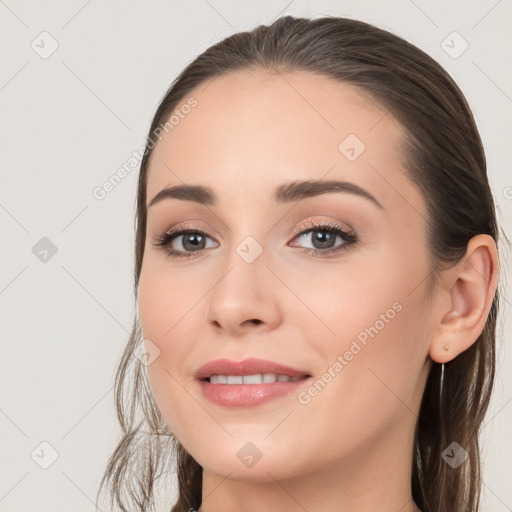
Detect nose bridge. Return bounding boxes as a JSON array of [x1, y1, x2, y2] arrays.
[[217, 205, 271, 280], [212, 231, 269, 304]]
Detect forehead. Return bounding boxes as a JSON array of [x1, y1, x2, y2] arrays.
[[145, 69, 423, 217]]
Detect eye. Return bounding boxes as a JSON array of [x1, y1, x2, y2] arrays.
[[152, 224, 218, 259], [289, 220, 357, 256]]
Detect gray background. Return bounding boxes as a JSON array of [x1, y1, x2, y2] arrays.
[[1, 1, 511, 510]]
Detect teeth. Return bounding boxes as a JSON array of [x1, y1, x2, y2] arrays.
[[209, 373, 303, 384]]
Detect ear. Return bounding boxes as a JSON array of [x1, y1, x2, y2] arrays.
[[429, 234, 499, 364]]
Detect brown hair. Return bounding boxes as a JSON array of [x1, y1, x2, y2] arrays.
[[97, 15, 502, 512]]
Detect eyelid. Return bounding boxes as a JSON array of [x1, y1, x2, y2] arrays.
[[162, 221, 221, 241], [290, 218, 355, 239]]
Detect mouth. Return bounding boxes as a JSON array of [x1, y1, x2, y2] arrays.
[[194, 358, 313, 407], [194, 357, 312, 382], [202, 373, 311, 384]]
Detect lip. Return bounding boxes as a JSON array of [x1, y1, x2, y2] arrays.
[[194, 357, 311, 380], [194, 357, 312, 408]]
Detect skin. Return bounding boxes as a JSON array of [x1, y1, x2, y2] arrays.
[[137, 69, 498, 512]]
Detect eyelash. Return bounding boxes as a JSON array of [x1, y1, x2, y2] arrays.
[[151, 220, 357, 260]]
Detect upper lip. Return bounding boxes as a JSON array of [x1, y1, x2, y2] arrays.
[[194, 357, 311, 380]]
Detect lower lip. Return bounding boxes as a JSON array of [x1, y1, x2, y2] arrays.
[[198, 377, 311, 407]]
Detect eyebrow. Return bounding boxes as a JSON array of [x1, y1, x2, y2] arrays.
[[147, 179, 383, 209]]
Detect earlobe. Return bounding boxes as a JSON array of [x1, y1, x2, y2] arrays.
[[429, 234, 498, 364], [429, 339, 456, 364]]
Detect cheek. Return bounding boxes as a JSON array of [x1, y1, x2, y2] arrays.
[[290, 251, 430, 405], [137, 264, 208, 440], [287, 257, 400, 342], [137, 260, 195, 340], [290, 276, 428, 459]]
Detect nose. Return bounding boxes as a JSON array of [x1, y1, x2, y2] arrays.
[[205, 246, 283, 337]]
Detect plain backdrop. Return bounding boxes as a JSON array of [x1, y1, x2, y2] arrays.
[[1, 1, 511, 510]]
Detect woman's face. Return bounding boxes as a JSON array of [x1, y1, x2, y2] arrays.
[[138, 70, 434, 481]]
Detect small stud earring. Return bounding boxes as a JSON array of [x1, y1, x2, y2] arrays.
[[443, 344, 449, 351]]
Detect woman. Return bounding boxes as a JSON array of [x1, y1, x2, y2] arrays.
[[98, 15, 501, 512]]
